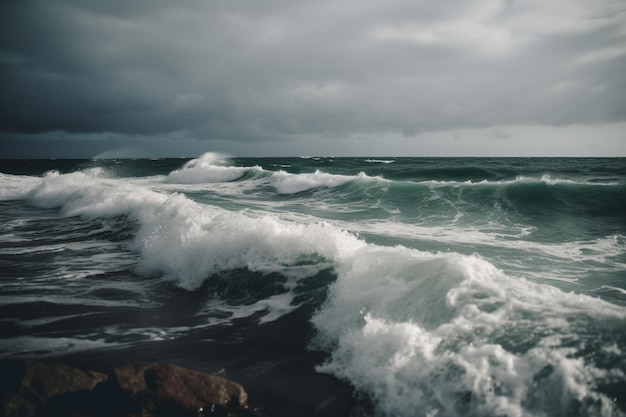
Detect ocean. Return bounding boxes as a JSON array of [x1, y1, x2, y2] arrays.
[[1, 154, 625, 417]]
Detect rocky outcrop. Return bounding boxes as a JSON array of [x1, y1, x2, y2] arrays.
[[0, 360, 262, 417]]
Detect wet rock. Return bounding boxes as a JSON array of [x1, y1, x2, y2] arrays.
[[4, 360, 106, 399], [1, 393, 36, 417], [0, 360, 107, 416], [113, 362, 251, 416], [0, 360, 261, 417]]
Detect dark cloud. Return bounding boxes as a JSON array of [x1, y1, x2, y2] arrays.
[[0, 0, 625, 156]]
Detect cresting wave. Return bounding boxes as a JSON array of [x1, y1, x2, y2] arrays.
[[22, 169, 357, 292], [165, 153, 380, 195], [2, 155, 625, 417], [313, 248, 626, 417], [167, 152, 262, 184], [365, 159, 395, 164], [271, 170, 375, 194]]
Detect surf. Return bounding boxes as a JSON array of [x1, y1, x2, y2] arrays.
[[1, 155, 625, 417]]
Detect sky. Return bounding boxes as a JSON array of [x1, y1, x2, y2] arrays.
[[1, 0, 625, 158]]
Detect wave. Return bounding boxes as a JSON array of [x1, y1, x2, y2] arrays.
[[346, 220, 626, 269], [414, 174, 620, 187], [312, 247, 626, 417], [21, 168, 360, 318], [365, 159, 395, 164], [0, 173, 41, 199], [271, 170, 374, 194], [413, 166, 503, 181], [167, 152, 262, 184], [384, 174, 626, 222]]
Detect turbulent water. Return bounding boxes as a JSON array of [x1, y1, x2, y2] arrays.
[[1, 154, 625, 417]]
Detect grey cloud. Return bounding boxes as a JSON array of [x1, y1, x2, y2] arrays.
[[0, 0, 625, 147]]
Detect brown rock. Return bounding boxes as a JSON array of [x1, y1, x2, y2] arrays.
[[0, 360, 107, 416], [113, 362, 249, 415], [19, 361, 107, 403], [1, 393, 36, 417], [0, 360, 259, 417]]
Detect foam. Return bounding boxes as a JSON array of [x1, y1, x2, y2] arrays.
[[414, 175, 620, 187], [131, 196, 363, 290], [365, 159, 395, 164], [166, 152, 261, 184], [1, 313, 98, 328], [0, 336, 121, 358], [215, 292, 300, 324], [27, 169, 169, 217], [312, 249, 626, 417], [0, 172, 41, 199], [0, 294, 149, 309], [338, 220, 626, 280], [101, 323, 218, 342], [271, 170, 370, 194], [20, 167, 364, 326]]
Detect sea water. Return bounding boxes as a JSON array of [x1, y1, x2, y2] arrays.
[[1, 154, 625, 417]]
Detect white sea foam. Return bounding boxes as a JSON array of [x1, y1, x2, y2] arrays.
[[1, 313, 103, 328], [0, 294, 150, 309], [0, 336, 121, 358], [102, 323, 219, 342], [20, 167, 364, 322], [340, 220, 626, 280], [215, 292, 299, 324], [167, 152, 261, 183], [27, 169, 169, 217], [271, 170, 371, 194], [0, 172, 41, 199], [312, 248, 626, 417], [365, 159, 395, 164], [415, 175, 620, 187], [130, 195, 363, 290]]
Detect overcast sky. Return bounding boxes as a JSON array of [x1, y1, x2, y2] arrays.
[[1, 0, 625, 158]]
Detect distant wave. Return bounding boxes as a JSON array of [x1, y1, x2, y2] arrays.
[[414, 174, 620, 187], [365, 159, 395, 164], [271, 170, 372, 194], [167, 152, 262, 184]]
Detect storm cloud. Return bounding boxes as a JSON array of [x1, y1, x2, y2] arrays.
[[1, 0, 625, 156]]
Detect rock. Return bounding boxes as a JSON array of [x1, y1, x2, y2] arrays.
[[0, 360, 107, 416], [0, 360, 261, 417], [1, 393, 36, 417], [113, 362, 250, 415]]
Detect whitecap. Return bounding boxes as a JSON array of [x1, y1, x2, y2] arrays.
[[271, 170, 370, 194], [0, 172, 41, 200], [167, 152, 260, 184], [312, 248, 626, 417], [365, 159, 395, 164]]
